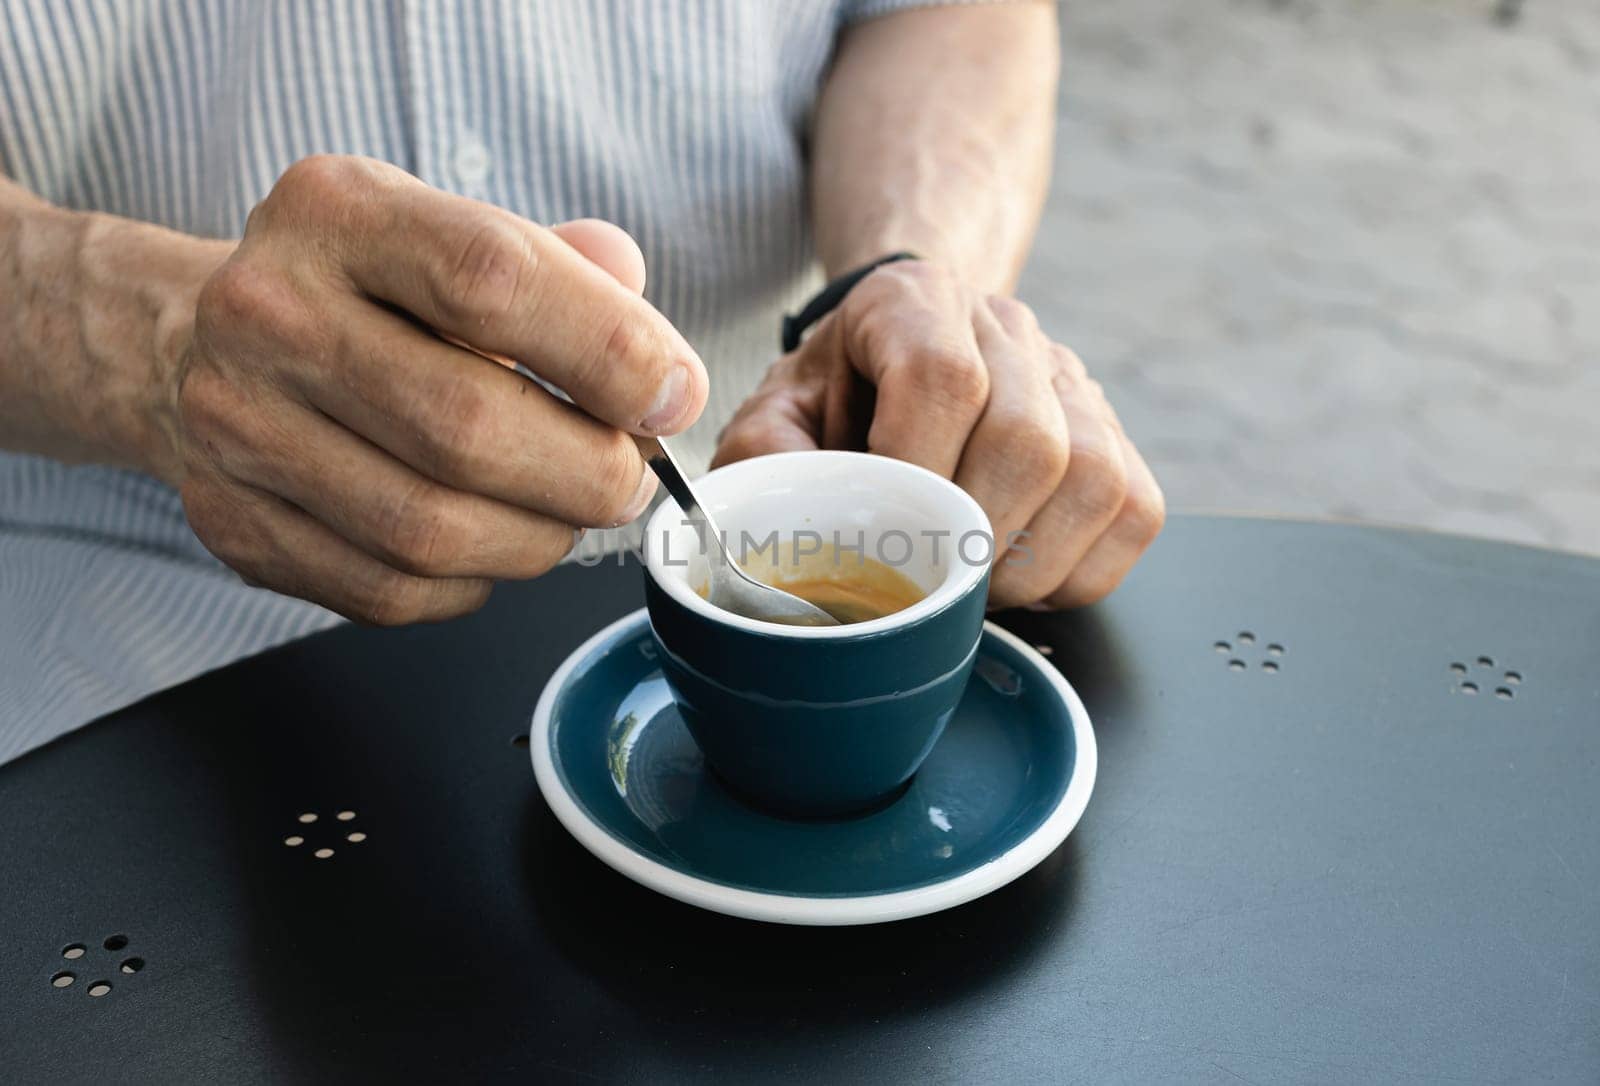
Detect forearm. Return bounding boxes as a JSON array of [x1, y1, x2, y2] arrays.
[[0, 176, 230, 485], [810, 2, 1059, 293]]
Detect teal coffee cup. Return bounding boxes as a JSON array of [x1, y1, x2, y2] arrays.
[[642, 451, 992, 818]]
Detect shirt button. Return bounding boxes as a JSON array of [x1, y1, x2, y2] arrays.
[[452, 137, 492, 186]]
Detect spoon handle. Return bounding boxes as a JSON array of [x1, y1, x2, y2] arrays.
[[638, 437, 701, 523], [639, 437, 728, 572]]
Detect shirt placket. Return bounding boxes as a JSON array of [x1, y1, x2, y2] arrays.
[[402, 0, 494, 200]]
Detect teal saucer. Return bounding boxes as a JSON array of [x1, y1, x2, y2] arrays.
[[531, 609, 1096, 926]]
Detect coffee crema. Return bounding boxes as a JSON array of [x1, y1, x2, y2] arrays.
[[699, 545, 926, 625]]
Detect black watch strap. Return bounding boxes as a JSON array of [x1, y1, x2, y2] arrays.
[[780, 251, 919, 352]]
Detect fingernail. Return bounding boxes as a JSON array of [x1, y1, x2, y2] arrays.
[[641, 365, 690, 433]]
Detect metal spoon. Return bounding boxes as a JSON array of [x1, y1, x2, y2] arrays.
[[639, 437, 840, 627]]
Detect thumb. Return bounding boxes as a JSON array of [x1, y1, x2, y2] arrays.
[[549, 218, 647, 295]]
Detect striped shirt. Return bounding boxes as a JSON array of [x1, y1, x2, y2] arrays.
[[0, 0, 958, 763]]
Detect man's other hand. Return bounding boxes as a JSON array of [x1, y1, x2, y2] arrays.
[[713, 260, 1163, 609]]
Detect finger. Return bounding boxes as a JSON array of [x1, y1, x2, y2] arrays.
[[208, 397, 581, 579], [270, 157, 705, 435], [842, 269, 989, 478], [188, 309, 657, 529], [453, 219, 643, 406], [550, 218, 647, 295], [711, 388, 823, 467], [182, 472, 493, 626], [816, 313, 879, 453], [989, 350, 1129, 608], [1045, 426, 1166, 608], [709, 329, 846, 468], [952, 298, 1069, 565]]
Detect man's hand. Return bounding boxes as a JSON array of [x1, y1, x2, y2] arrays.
[[175, 155, 706, 624], [712, 261, 1163, 609], [781, 5, 1161, 607]]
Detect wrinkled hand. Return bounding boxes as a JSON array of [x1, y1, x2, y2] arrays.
[[713, 261, 1163, 608], [176, 155, 706, 623]]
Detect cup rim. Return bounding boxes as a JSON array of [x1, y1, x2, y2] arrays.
[[642, 450, 991, 639]]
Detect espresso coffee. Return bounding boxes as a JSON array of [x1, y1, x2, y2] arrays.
[[701, 544, 926, 625], [768, 557, 926, 624]]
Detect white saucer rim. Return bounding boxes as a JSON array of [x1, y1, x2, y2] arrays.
[[530, 607, 1097, 927]]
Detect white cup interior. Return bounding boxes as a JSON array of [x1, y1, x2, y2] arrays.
[[643, 451, 992, 639]]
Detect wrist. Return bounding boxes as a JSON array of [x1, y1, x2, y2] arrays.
[[69, 212, 229, 485]]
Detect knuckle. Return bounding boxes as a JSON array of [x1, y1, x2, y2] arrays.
[[434, 218, 536, 328], [274, 155, 390, 207], [377, 484, 464, 575], [198, 260, 275, 330], [577, 307, 638, 389], [256, 156, 404, 251], [987, 295, 1039, 333], [524, 526, 579, 575], [571, 306, 685, 422], [584, 434, 644, 526], [267, 155, 356, 220], [420, 372, 499, 479], [1068, 443, 1130, 522], [988, 410, 1069, 481], [1121, 480, 1168, 544], [910, 349, 990, 415], [1051, 343, 1089, 383], [597, 305, 674, 396], [280, 153, 350, 190], [599, 308, 643, 372], [196, 259, 320, 353], [354, 568, 424, 627]]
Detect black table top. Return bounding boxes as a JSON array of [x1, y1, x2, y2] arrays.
[[2, 516, 1596, 1083]]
